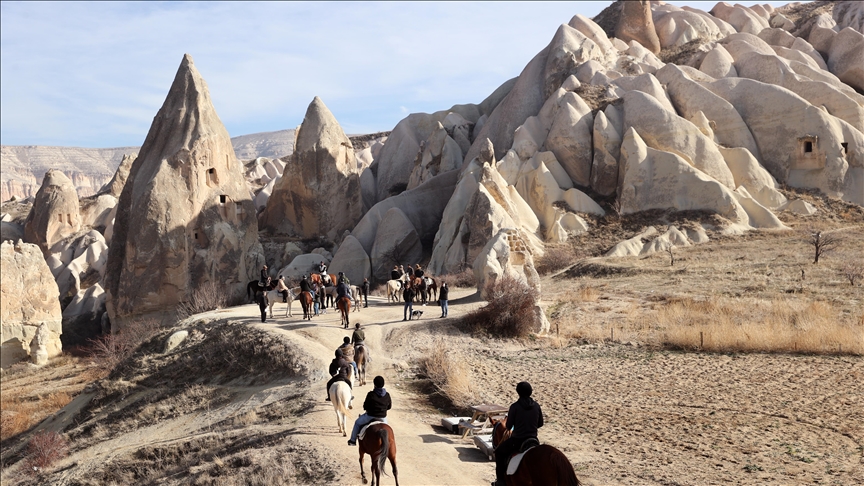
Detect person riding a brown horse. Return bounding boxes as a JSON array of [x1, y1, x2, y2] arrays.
[[494, 382, 543, 486]]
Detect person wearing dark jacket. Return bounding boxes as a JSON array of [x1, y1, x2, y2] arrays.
[[348, 375, 392, 445], [414, 264, 424, 279], [402, 284, 416, 320], [391, 266, 401, 281], [439, 282, 449, 318], [361, 278, 370, 307], [299, 275, 311, 293], [256, 289, 268, 323], [260, 265, 271, 287], [494, 382, 544, 486], [325, 349, 353, 401]]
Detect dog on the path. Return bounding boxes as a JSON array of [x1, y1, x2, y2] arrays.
[[410, 310, 423, 320]]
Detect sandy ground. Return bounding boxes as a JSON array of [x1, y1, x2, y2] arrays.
[[249, 289, 497, 485]]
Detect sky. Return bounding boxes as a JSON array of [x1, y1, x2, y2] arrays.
[[1, 1, 794, 148]]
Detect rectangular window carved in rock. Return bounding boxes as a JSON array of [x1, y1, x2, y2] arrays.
[[804, 141, 813, 153], [207, 168, 218, 187]]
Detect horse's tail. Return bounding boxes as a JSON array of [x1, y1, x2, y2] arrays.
[[332, 383, 351, 417], [376, 427, 389, 476], [550, 447, 580, 486]]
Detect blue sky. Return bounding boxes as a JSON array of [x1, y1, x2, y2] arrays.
[[1, 1, 792, 148]]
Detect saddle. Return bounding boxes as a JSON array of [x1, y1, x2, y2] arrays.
[[357, 420, 385, 441], [424, 277, 433, 287], [506, 440, 540, 476]]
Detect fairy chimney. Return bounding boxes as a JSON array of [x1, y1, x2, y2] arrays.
[[105, 54, 264, 330], [23, 170, 81, 254]]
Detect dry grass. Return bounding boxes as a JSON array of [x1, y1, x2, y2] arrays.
[[535, 244, 579, 275], [87, 318, 162, 369], [654, 297, 863, 354], [418, 339, 477, 409], [1, 391, 73, 441]]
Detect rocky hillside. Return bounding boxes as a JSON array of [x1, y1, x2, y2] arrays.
[[1, 129, 296, 202]]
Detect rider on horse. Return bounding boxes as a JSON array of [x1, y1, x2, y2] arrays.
[[352, 322, 365, 346], [414, 264, 424, 279], [339, 336, 359, 376], [347, 375, 392, 446], [493, 382, 544, 486], [325, 349, 353, 402], [275, 275, 290, 303], [336, 274, 351, 298], [260, 264, 271, 288]]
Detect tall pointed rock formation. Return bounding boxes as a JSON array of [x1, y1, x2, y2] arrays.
[[23, 170, 81, 254], [259, 97, 362, 240], [105, 54, 263, 329]]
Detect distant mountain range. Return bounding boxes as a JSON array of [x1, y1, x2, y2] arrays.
[[1, 129, 296, 201]]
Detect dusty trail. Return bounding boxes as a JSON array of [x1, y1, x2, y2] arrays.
[[251, 289, 493, 485]]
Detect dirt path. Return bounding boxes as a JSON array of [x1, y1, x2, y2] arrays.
[[250, 289, 494, 485]]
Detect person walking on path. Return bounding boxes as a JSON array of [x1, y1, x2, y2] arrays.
[[402, 283, 416, 321], [361, 278, 370, 307], [439, 282, 449, 318], [256, 289, 268, 323], [493, 382, 544, 486], [347, 375, 392, 446]]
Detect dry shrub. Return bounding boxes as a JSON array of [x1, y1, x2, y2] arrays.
[[536, 245, 578, 275], [23, 430, 68, 474], [418, 339, 477, 409], [177, 281, 228, 319], [88, 318, 162, 369], [460, 275, 539, 338], [438, 268, 476, 288], [0, 392, 73, 441], [654, 297, 863, 354], [839, 261, 864, 286]]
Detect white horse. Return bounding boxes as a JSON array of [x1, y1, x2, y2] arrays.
[[329, 365, 356, 437], [386, 280, 402, 303], [351, 285, 363, 311], [267, 287, 299, 318]]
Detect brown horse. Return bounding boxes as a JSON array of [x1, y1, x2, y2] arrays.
[[299, 291, 314, 320], [337, 296, 351, 329], [359, 423, 398, 486], [492, 422, 580, 486], [354, 344, 370, 386]]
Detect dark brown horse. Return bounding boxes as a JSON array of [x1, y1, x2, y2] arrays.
[[492, 422, 579, 486], [354, 344, 370, 386], [359, 423, 398, 486], [247, 279, 277, 301], [337, 296, 351, 329], [298, 291, 314, 320]]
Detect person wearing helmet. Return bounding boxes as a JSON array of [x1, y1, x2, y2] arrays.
[[493, 382, 544, 486]]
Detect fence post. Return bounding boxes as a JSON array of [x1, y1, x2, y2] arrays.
[[700, 331, 704, 349]]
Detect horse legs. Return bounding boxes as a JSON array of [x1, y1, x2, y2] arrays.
[[359, 451, 368, 485], [390, 450, 399, 486]]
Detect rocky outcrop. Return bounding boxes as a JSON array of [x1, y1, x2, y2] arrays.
[[827, 27, 864, 93], [407, 122, 463, 190], [369, 207, 424, 281], [328, 235, 371, 284], [259, 97, 362, 240], [1, 240, 62, 368], [277, 253, 328, 281], [100, 154, 137, 197], [616, 0, 661, 54], [105, 54, 263, 329], [23, 170, 82, 254]]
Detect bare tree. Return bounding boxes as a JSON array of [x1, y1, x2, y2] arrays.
[[808, 230, 841, 263], [840, 261, 864, 286]]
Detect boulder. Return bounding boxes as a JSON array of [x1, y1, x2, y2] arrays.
[[164, 330, 189, 353], [1, 240, 62, 369], [105, 54, 264, 329], [827, 27, 864, 92], [720, 146, 787, 209], [259, 97, 362, 240], [370, 208, 423, 281], [759, 28, 796, 48], [615, 0, 661, 54], [790, 37, 828, 70], [699, 44, 738, 79], [79, 193, 117, 230], [591, 109, 622, 196], [352, 169, 459, 256], [618, 128, 747, 224], [279, 253, 328, 281], [543, 95, 594, 187], [622, 91, 736, 189], [23, 170, 81, 254], [640, 226, 692, 256], [61, 283, 107, 346], [360, 167, 376, 212], [769, 13, 795, 31], [833, 1, 864, 32], [656, 64, 762, 161], [808, 26, 837, 57], [704, 77, 863, 205], [782, 199, 818, 215], [611, 73, 676, 114], [568, 14, 615, 54], [654, 10, 726, 48], [1, 221, 24, 243], [407, 122, 463, 190], [428, 163, 483, 275], [328, 235, 371, 284], [254, 176, 277, 211], [605, 227, 658, 257]]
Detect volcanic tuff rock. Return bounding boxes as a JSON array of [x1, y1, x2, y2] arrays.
[[100, 153, 137, 198], [258, 97, 362, 240], [370, 207, 424, 281], [328, 234, 371, 284], [105, 54, 263, 329], [23, 170, 82, 254], [1, 240, 62, 369], [616, 0, 662, 54]]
